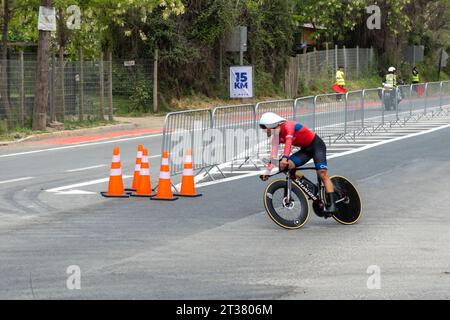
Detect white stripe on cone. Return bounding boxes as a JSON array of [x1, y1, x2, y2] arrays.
[[135, 164, 141, 171], [183, 169, 194, 176], [159, 171, 170, 179], [161, 158, 169, 165], [185, 156, 193, 163], [140, 169, 150, 176], [110, 168, 122, 176], [137, 151, 143, 158], [112, 155, 121, 162]]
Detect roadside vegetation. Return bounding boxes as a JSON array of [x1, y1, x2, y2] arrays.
[[1, 0, 450, 130]]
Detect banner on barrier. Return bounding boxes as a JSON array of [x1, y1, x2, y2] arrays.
[[230, 66, 253, 98]]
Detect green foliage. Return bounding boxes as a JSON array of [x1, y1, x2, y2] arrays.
[[254, 71, 282, 97], [112, 64, 152, 113], [298, 69, 385, 97], [129, 78, 152, 113], [63, 118, 115, 130], [398, 56, 450, 83], [293, 0, 367, 41], [0, 119, 8, 135], [3, 0, 450, 116]]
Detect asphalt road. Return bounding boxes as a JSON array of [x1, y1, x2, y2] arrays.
[[0, 124, 449, 299]]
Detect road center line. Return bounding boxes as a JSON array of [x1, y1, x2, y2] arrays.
[[0, 177, 34, 185], [66, 165, 107, 173]]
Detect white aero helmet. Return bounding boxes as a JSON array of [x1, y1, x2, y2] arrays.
[[259, 112, 287, 129], [388, 66, 396, 72]]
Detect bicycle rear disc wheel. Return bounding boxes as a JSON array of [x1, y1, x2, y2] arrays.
[[330, 176, 362, 225], [263, 179, 310, 230]]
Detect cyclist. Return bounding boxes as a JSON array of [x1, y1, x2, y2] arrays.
[[259, 112, 337, 214]]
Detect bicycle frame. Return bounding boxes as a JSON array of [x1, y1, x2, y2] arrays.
[[285, 167, 323, 203]]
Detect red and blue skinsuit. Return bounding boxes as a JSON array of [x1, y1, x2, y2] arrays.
[[267, 120, 328, 171], [278, 121, 316, 158]]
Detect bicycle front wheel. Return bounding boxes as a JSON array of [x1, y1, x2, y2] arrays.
[[330, 176, 362, 225], [263, 179, 310, 230]]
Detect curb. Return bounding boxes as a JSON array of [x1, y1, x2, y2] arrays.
[[0, 122, 140, 147]]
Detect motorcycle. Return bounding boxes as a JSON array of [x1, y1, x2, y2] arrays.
[[377, 80, 405, 111]]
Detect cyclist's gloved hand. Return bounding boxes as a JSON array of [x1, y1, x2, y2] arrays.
[[279, 156, 289, 172], [259, 161, 276, 181]]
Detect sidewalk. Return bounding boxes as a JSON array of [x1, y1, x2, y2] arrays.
[[0, 115, 165, 147]]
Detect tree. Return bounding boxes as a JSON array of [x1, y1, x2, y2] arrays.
[[33, 0, 53, 130], [1, 0, 13, 128], [293, 0, 367, 43]]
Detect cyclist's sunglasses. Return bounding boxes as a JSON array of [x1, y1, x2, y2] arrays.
[[259, 124, 278, 129]]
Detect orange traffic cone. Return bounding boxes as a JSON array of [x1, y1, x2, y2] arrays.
[[126, 144, 143, 192], [131, 148, 154, 197], [175, 149, 202, 197], [151, 151, 178, 201], [101, 147, 130, 198]]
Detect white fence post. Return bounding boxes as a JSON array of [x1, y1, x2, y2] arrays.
[[356, 45, 360, 77], [335, 44, 338, 74]]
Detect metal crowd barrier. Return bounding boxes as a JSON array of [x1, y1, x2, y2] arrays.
[[397, 84, 413, 122], [254, 99, 295, 157], [212, 104, 257, 166], [294, 96, 315, 130], [161, 81, 450, 177], [425, 82, 443, 115], [345, 91, 364, 135], [361, 88, 384, 129], [161, 109, 213, 175], [314, 93, 347, 143], [441, 81, 450, 113]]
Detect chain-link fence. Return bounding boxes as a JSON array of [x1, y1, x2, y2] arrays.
[[298, 47, 375, 81], [0, 54, 153, 133]]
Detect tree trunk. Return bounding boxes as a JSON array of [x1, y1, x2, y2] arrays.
[[57, 7, 66, 122], [1, 0, 13, 129], [33, 0, 53, 130]]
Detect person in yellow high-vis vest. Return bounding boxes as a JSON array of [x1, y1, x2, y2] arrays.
[[335, 65, 345, 101], [411, 66, 420, 84], [385, 67, 397, 87], [383, 67, 398, 110], [411, 66, 421, 95]]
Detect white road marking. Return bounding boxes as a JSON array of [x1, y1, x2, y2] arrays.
[[48, 154, 162, 194], [390, 128, 437, 131], [0, 177, 34, 185], [66, 165, 107, 172], [46, 175, 132, 194], [194, 122, 450, 188], [219, 170, 263, 174], [327, 148, 355, 152], [0, 133, 163, 159], [342, 139, 384, 142], [327, 123, 450, 157], [195, 172, 264, 187], [331, 143, 375, 146], [55, 190, 98, 195]]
